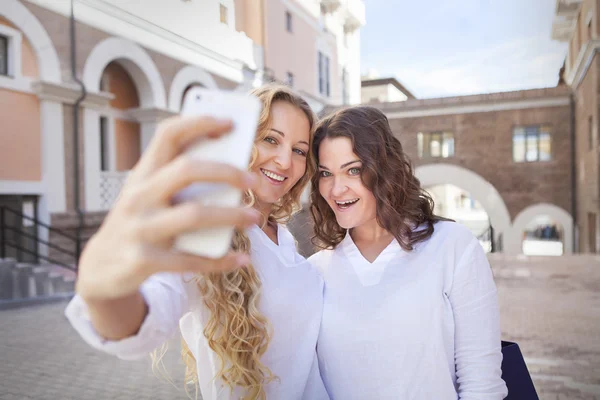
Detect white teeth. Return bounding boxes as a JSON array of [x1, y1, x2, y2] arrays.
[[261, 169, 285, 182], [336, 199, 359, 205]]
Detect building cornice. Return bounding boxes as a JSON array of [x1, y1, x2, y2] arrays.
[[128, 107, 176, 123], [31, 80, 114, 108], [566, 39, 600, 89], [375, 88, 572, 119]]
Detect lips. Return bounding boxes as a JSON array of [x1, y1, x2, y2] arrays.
[[334, 198, 359, 211], [260, 168, 287, 185]]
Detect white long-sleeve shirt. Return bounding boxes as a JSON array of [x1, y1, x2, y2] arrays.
[[309, 221, 508, 400], [65, 224, 329, 400]]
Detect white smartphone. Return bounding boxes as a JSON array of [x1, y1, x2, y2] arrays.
[[172, 87, 261, 258]]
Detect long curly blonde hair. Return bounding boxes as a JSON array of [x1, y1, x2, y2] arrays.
[[167, 84, 315, 399]]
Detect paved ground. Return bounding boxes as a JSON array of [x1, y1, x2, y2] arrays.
[[491, 254, 600, 400], [0, 303, 188, 400], [0, 254, 599, 399]]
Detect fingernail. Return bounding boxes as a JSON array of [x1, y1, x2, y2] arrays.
[[236, 254, 251, 267], [216, 118, 233, 126]]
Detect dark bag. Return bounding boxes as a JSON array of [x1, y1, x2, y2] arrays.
[[501, 341, 539, 399]]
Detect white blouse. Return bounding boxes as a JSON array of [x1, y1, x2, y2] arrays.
[[65, 224, 329, 400], [309, 221, 508, 400]]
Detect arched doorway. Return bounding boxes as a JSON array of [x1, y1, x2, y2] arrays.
[[96, 61, 142, 209], [508, 203, 573, 255], [82, 37, 166, 211], [415, 163, 511, 252], [168, 65, 218, 113], [425, 184, 494, 252]]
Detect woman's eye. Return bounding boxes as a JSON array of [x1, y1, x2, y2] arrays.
[[264, 136, 277, 145], [319, 170, 332, 177], [348, 167, 361, 175], [293, 148, 307, 157]]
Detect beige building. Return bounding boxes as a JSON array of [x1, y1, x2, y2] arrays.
[[0, 0, 365, 265], [361, 76, 415, 103]]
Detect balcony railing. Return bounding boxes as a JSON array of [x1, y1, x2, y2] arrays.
[[99, 171, 130, 210]]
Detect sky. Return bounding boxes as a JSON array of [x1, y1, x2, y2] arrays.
[[360, 0, 568, 98]]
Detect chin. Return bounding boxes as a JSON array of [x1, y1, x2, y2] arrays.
[[334, 216, 356, 230], [255, 189, 283, 205]]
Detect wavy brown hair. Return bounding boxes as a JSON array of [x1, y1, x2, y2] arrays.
[[310, 106, 445, 251], [176, 84, 315, 399]]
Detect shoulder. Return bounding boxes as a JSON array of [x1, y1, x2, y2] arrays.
[[431, 220, 475, 241], [422, 220, 478, 249], [308, 249, 336, 276], [414, 220, 483, 266]]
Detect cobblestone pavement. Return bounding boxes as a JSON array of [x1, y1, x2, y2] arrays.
[[0, 255, 599, 400]]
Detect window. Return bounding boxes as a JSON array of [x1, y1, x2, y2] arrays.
[[220, 4, 228, 25], [286, 71, 294, 88], [318, 52, 330, 97], [0, 35, 8, 76], [318, 52, 323, 94], [286, 11, 293, 33], [325, 56, 330, 96], [417, 132, 454, 158], [100, 116, 110, 171], [512, 125, 551, 162], [590, 116, 595, 149], [342, 67, 349, 104]]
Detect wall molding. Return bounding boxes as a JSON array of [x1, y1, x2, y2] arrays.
[[385, 97, 571, 119]]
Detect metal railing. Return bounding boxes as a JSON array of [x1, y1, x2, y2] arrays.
[[0, 206, 80, 271]]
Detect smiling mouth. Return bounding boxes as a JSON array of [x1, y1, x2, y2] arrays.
[[335, 198, 359, 210], [260, 168, 287, 184]]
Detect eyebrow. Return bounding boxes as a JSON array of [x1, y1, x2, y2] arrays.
[[270, 128, 309, 146], [318, 160, 361, 170]]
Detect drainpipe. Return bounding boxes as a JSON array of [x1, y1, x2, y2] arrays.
[[570, 92, 577, 253], [70, 0, 87, 267]]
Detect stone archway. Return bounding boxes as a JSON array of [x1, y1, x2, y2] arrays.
[[415, 163, 511, 251], [2, 0, 61, 83], [168, 65, 218, 112], [82, 37, 166, 211], [82, 37, 166, 108], [508, 203, 574, 255]]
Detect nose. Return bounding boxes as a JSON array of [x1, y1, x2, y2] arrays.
[[273, 147, 292, 170], [331, 176, 348, 197]]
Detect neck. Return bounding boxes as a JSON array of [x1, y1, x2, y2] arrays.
[[350, 217, 392, 244]]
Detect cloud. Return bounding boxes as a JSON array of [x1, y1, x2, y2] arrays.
[[394, 35, 567, 98]]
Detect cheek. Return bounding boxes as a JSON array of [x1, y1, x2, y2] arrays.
[[352, 182, 377, 212], [318, 179, 329, 197], [290, 158, 307, 180], [363, 191, 378, 216], [253, 142, 269, 165], [296, 157, 307, 174]]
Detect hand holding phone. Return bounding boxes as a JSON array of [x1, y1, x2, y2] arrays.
[[173, 88, 261, 258], [76, 115, 260, 302]]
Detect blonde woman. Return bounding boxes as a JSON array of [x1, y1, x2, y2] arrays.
[[65, 85, 328, 400]]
